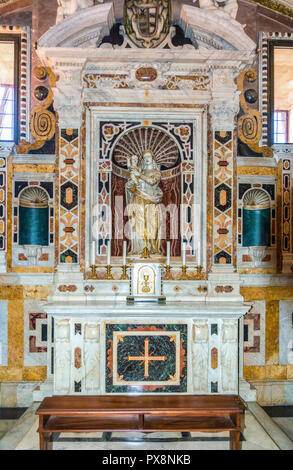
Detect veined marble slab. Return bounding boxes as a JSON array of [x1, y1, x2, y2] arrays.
[[45, 301, 250, 318]]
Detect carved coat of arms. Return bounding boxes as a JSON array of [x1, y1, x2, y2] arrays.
[[124, 0, 171, 48]]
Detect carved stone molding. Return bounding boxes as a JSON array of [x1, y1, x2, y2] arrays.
[[51, 61, 86, 128], [209, 99, 239, 130]]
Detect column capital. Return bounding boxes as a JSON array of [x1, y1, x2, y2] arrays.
[[51, 60, 86, 129], [209, 98, 239, 131]]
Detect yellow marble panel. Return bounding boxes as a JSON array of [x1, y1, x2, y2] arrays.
[[0, 367, 22, 382], [13, 164, 55, 173], [267, 286, 293, 300], [240, 286, 293, 302], [287, 366, 293, 380], [8, 300, 24, 368], [237, 166, 277, 176], [240, 287, 266, 301], [266, 301, 279, 365], [23, 286, 51, 300], [243, 366, 266, 381], [0, 285, 23, 300], [10, 267, 55, 273], [23, 367, 47, 381], [265, 365, 287, 380], [238, 268, 276, 275]]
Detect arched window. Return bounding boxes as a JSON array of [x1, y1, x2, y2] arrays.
[[242, 189, 271, 248], [19, 187, 49, 246]]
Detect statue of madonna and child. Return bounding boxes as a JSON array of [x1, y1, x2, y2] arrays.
[[125, 150, 163, 258]]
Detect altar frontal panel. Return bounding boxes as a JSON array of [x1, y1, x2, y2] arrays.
[[105, 323, 187, 393]]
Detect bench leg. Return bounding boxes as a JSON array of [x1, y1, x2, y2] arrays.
[[230, 431, 242, 450], [39, 432, 53, 450]]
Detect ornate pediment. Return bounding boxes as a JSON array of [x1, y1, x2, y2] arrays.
[[38, 2, 255, 53]]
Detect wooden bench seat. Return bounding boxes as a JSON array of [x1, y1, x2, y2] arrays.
[[36, 394, 246, 450]]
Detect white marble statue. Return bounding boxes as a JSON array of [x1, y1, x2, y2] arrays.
[[195, 0, 238, 19], [126, 150, 163, 257], [56, 0, 103, 24]]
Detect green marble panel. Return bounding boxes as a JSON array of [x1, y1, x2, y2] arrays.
[[243, 207, 270, 247], [105, 323, 187, 393], [19, 206, 49, 246]]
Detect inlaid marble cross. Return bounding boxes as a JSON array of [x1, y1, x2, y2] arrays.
[[127, 338, 167, 378]]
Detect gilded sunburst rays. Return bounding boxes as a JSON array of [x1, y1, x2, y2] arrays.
[[113, 126, 180, 169]]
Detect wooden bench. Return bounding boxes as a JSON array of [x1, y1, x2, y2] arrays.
[[36, 394, 246, 450]]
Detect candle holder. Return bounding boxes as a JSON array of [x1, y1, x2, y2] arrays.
[[179, 265, 189, 280], [104, 265, 114, 280], [120, 265, 129, 280], [164, 265, 173, 280], [89, 265, 98, 280]]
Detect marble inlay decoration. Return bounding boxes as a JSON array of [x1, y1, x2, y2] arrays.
[[23, 300, 48, 367], [12, 179, 55, 268], [213, 131, 233, 265], [237, 177, 276, 269], [244, 301, 266, 366], [281, 159, 292, 255], [59, 129, 79, 264], [0, 300, 8, 366], [279, 300, 293, 366], [95, 118, 196, 257], [106, 324, 187, 393]]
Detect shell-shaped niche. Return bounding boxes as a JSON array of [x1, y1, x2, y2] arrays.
[[113, 126, 180, 170], [243, 189, 270, 210], [19, 186, 49, 208]]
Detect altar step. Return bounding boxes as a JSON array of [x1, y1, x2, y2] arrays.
[[33, 380, 54, 402], [239, 378, 257, 402]]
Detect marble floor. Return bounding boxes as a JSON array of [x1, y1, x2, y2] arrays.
[[0, 402, 293, 451], [0, 408, 27, 440], [262, 406, 293, 443]]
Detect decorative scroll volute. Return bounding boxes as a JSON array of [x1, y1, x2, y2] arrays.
[[237, 67, 273, 158]]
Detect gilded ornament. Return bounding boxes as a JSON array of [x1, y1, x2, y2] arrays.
[[237, 69, 273, 158], [17, 67, 56, 154], [30, 107, 56, 141], [34, 65, 48, 81]]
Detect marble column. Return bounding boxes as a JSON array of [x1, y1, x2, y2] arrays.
[[50, 60, 86, 273], [209, 68, 239, 273]]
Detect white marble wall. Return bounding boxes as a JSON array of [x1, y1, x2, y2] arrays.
[[279, 300, 293, 365]]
